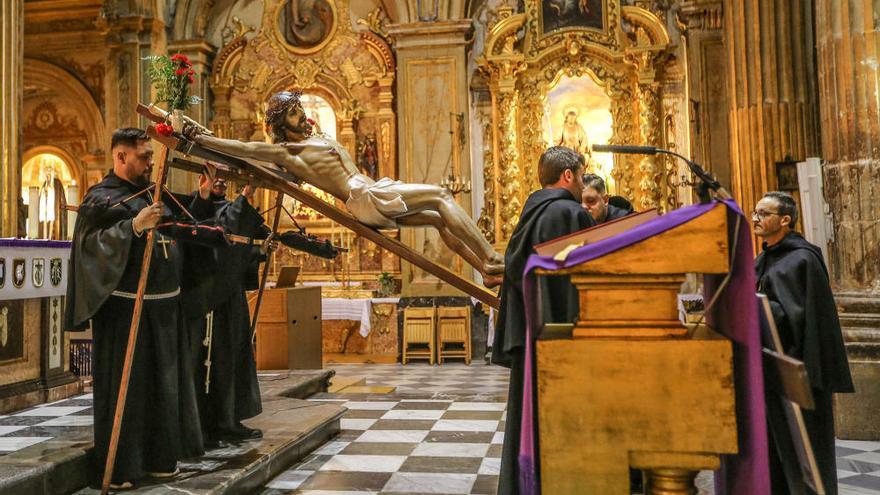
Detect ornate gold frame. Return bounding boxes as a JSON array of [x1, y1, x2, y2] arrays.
[[536, 0, 612, 43], [478, 2, 680, 246], [264, 0, 340, 57]]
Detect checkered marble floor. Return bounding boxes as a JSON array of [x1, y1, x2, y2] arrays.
[[0, 394, 93, 455], [329, 362, 510, 397], [260, 363, 508, 494]]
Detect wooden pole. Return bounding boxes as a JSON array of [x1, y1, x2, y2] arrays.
[[250, 191, 284, 340], [100, 145, 171, 494]]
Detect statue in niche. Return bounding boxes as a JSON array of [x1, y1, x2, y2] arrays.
[[557, 106, 590, 155], [542, 0, 604, 34], [357, 134, 378, 179], [283, 0, 334, 48], [185, 91, 505, 286]]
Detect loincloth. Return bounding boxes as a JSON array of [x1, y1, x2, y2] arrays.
[[346, 177, 409, 229]]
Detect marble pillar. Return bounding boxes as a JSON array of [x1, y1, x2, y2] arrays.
[[1, 0, 23, 237], [387, 21, 474, 297], [814, 0, 880, 440], [723, 0, 821, 214]]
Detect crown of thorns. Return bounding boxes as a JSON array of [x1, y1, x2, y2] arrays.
[[265, 90, 304, 124]]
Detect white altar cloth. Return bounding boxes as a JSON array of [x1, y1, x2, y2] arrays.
[[322, 297, 399, 337]]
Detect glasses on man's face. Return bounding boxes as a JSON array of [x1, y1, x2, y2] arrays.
[[751, 210, 780, 221]]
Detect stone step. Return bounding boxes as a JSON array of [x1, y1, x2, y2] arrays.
[[328, 375, 367, 393], [0, 369, 339, 495]]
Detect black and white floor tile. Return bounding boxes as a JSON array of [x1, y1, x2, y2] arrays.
[[1, 365, 878, 495], [260, 363, 507, 494]]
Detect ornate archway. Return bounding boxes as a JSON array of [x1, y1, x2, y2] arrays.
[[477, 1, 682, 245], [23, 59, 106, 191]]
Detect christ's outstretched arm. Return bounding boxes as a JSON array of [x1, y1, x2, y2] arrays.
[[189, 131, 288, 165]]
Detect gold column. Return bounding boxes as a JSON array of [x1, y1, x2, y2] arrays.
[[1, 0, 23, 236], [376, 76, 397, 180], [815, 0, 880, 439], [638, 82, 662, 210], [495, 89, 522, 244], [723, 0, 820, 213]]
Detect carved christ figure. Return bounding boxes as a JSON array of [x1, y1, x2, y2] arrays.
[[185, 91, 505, 286]]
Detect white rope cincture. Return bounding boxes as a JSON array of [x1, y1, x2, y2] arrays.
[[203, 310, 214, 394]]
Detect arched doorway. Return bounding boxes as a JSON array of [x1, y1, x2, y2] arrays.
[[21, 148, 79, 240]]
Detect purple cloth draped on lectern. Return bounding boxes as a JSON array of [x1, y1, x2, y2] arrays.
[[517, 200, 769, 495]]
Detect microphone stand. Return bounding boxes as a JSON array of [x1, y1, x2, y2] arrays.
[[592, 144, 732, 204]]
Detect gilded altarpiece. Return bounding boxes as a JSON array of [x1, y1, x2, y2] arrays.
[[209, 0, 400, 284], [478, 1, 684, 245]]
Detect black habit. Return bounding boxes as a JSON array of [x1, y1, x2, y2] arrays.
[[182, 194, 263, 442], [756, 231, 854, 495], [602, 203, 632, 223], [64, 172, 211, 483], [492, 187, 594, 495]]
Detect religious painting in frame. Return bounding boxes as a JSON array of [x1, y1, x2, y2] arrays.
[[757, 294, 825, 494], [776, 160, 800, 191], [266, 0, 339, 56], [539, 0, 607, 38], [0, 300, 26, 364]]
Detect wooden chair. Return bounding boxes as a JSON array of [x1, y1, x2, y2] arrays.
[[402, 307, 436, 364], [437, 306, 471, 365]]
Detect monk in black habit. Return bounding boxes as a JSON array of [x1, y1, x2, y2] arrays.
[[754, 191, 854, 495], [493, 146, 594, 494], [64, 128, 216, 488], [182, 178, 266, 446]]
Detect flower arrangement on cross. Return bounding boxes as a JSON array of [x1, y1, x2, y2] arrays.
[[143, 53, 203, 135]]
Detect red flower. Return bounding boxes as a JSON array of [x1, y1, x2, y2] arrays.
[[170, 53, 191, 65], [187, 74, 195, 84], [155, 123, 173, 136], [175, 67, 187, 76], [307, 118, 316, 125]]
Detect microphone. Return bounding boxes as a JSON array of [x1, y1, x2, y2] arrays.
[[591, 144, 659, 155], [591, 144, 731, 203]]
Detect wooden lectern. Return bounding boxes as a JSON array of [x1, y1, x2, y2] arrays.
[[535, 203, 738, 494]]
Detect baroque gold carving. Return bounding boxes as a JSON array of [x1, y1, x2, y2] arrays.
[[356, 7, 389, 41], [477, 119, 496, 244], [478, 1, 678, 243]]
